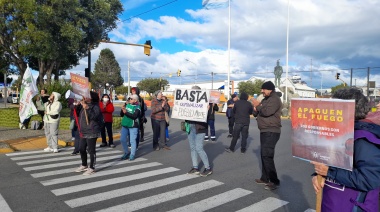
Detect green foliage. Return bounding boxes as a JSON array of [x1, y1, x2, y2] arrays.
[[137, 78, 169, 95], [237, 79, 265, 96], [331, 83, 347, 94], [40, 81, 72, 109], [115, 85, 131, 95], [92, 48, 124, 89]]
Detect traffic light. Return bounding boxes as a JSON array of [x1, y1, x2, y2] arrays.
[[85, 68, 90, 80], [177, 69, 181, 77], [144, 40, 152, 56], [335, 73, 340, 80]]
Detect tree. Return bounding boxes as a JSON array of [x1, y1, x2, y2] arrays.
[[331, 83, 347, 94], [92, 48, 123, 90], [0, 0, 123, 86], [237, 79, 265, 96], [137, 78, 169, 95], [115, 85, 131, 95]]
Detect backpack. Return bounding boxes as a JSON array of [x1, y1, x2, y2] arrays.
[[31, 120, 40, 130]]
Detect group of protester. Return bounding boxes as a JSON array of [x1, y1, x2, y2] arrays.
[[34, 81, 380, 210]]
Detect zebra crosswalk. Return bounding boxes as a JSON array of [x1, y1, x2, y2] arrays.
[[5, 147, 316, 212]]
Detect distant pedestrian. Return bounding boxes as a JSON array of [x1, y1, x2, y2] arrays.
[[74, 91, 102, 176], [36, 89, 50, 130], [43, 92, 62, 153], [225, 92, 253, 153], [252, 81, 282, 190], [99, 94, 115, 148], [226, 94, 238, 138], [150, 90, 170, 151], [120, 94, 141, 161], [186, 85, 213, 177], [131, 87, 146, 146], [205, 103, 219, 142]]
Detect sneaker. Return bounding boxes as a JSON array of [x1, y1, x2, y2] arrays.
[[200, 168, 213, 177], [99, 143, 107, 147], [211, 138, 216, 142], [70, 151, 78, 156], [227, 134, 232, 138], [109, 144, 116, 148], [53, 149, 59, 153], [241, 149, 246, 154], [187, 168, 200, 175], [44, 147, 53, 152], [162, 145, 171, 150], [255, 179, 269, 185], [225, 148, 233, 153], [129, 155, 135, 161], [264, 182, 279, 190], [121, 153, 130, 160], [204, 136, 209, 141], [71, 137, 75, 141], [83, 168, 95, 176], [155, 147, 160, 151], [74, 165, 88, 172]]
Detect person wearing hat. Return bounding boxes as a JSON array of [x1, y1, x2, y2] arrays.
[[251, 81, 282, 190], [226, 94, 238, 138]]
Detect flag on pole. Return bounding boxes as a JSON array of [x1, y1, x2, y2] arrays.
[[202, 0, 228, 9], [19, 64, 38, 123]]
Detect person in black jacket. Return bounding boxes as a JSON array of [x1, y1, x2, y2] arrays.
[[225, 92, 253, 154], [131, 87, 146, 145], [205, 103, 219, 142], [226, 94, 238, 137], [74, 91, 102, 176]]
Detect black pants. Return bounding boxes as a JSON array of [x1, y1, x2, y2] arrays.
[[37, 110, 45, 129], [152, 119, 166, 148], [260, 132, 281, 185], [229, 123, 249, 151], [79, 137, 97, 169], [100, 122, 113, 145], [228, 117, 235, 135]]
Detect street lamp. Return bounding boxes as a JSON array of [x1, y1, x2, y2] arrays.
[[185, 59, 197, 84]]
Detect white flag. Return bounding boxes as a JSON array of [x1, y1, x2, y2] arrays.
[[202, 0, 228, 9], [19, 64, 38, 123]]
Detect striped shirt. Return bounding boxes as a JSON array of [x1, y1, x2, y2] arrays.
[[150, 98, 169, 121]]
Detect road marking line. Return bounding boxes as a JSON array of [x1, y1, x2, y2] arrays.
[[167, 188, 253, 212], [65, 174, 199, 208], [0, 193, 12, 212], [10, 147, 114, 161], [6, 147, 74, 156], [30, 158, 147, 178], [95, 180, 224, 212], [17, 150, 121, 165], [42, 162, 162, 186], [24, 155, 120, 171], [236, 197, 289, 212], [52, 167, 179, 196]]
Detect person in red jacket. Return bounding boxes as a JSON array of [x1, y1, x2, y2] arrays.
[[99, 94, 115, 148]]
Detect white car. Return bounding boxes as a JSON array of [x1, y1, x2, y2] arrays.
[[7, 94, 20, 104]]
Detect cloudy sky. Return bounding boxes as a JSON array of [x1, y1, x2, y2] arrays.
[[69, 0, 380, 90]]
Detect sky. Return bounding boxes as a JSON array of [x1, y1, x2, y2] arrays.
[[64, 0, 380, 90]]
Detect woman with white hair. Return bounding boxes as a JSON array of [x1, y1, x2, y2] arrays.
[[150, 90, 170, 151], [119, 94, 141, 160]]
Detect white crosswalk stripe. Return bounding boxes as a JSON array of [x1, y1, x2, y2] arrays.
[[0, 193, 12, 212], [5, 147, 311, 212]]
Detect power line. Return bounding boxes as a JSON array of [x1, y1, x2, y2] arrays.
[[120, 0, 178, 23]]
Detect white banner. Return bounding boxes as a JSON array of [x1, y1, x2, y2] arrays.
[[19, 65, 38, 123], [171, 89, 210, 122]]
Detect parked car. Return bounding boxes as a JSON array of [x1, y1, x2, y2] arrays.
[[7, 93, 20, 104]]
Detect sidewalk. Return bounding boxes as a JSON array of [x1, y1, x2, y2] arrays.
[[0, 127, 120, 153]]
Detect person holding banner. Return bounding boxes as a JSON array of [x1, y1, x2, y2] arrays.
[[311, 88, 380, 211], [74, 91, 102, 176], [186, 85, 213, 177], [99, 94, 115, 148], [43, 92, 62, 153], [252, 81, 282, 191], [151, 90, 170, 151]]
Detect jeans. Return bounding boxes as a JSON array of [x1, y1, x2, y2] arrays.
[[205, 119, 215, 139], [229, 123, 249, 151], [228, 117, 235, 135], [152, 119, 166, 148], [187, 124, 210, 169], [44, 122, 59, 149], [101, 122, 113, 145], [165, 127, 169, 139], [79, 137, 97, 169], [260, 132, 281, 185], [120, 126, 138, 157]]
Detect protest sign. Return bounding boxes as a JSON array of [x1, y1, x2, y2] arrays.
[[209, 90, 221, 103], [70, 73, 90, 98], [171, 89, 210, 122], [19, 65, 38, 123], [291, 98, 355, 171]]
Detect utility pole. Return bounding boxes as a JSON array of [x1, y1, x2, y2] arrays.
[[367, 67, 370, 97], [3, 72, 7, 108], [310, 59, 312, 88], [128, 61, 130, 96], [211, 72, 214, 89]]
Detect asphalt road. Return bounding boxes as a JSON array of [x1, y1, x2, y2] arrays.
[[0, 110, 317, 212]]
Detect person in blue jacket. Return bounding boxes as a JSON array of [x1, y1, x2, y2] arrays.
[[311, 87, 380, 211]]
